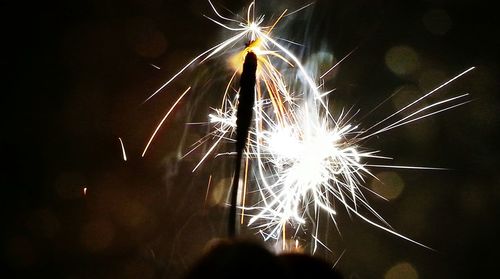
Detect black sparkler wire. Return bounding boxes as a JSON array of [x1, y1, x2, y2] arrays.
[[229, 51, 257, 237]]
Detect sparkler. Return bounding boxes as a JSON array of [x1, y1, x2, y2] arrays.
[[141, 1, 474, 253], [229, 51, 258, 237]]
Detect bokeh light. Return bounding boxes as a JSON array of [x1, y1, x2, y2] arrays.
[[385, 46, 420, 76], [370, 171, 405, 200], [385, 262, 418, 279]]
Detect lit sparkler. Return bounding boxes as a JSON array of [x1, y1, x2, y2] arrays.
[[141, 1, 474, 253]]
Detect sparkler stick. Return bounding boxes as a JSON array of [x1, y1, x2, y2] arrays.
[[140, 1, 474, 254], [229, 51, 258, 237]]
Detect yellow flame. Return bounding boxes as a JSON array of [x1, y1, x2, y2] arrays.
[[229, 38, 264, 73]]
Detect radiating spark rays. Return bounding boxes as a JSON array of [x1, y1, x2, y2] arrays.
[[367, 99, 472, 138], [363, 93, 470, 138], [245, 101, 383, 240], [362, 67, 475, 137], [142, 1, 473, 253]]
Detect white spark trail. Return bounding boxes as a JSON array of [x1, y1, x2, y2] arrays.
[[363, 67, 475, 136], [118, 137, 127, 161], [142, 87, 191, 157]]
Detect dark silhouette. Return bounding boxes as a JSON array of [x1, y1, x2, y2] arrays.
[[183, 239, 342, 279], [278, 253, 343, 279], [229, 51, 258, 237]]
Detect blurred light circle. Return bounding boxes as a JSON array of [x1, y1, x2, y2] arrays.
[[385, 46, 420, 76], [385, 262, 418, 279], [371, 171, 405, 200]]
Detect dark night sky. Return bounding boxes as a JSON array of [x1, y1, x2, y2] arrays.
[[2, 0, 499, 278]]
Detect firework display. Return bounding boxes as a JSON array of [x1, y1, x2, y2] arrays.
[[8, 0, 500, 277], [141, 1, 473, 254]]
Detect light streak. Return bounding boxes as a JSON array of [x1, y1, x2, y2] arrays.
[[142, 1, 473, 253], [150, 63, 161, 70], [118, 137, 128, 161], [142, 87, 191, 157], [205, 175, 212, 206], [320, 47, 358, 79], [333, 249, 346, 268]]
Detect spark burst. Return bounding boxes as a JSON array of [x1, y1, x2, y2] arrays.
[[141, 1, 474, 253]]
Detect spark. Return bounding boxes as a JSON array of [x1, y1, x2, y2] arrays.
[[141, 1, 473, 253], [142, 87, 191, 157], [320, 47, 358, 79], [118, 137, 128, 161], [205, 175, 212, 206], [150, 63, 161, 70], [333, 249, 346, 268]]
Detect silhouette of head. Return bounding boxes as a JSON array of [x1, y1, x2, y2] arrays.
[[183, 239, 342, 279]]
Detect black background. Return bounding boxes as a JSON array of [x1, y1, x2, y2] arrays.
[[2, 0, 499, 278]]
